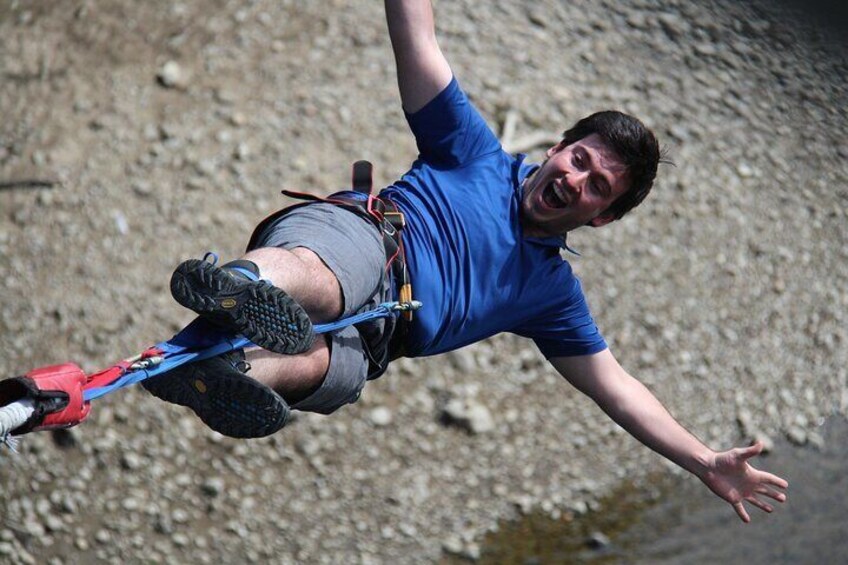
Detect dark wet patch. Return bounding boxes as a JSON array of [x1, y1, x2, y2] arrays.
[[448, 417, 848, 564]]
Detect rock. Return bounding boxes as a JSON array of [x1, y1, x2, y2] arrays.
[[626, 12, 648, 30], [447, 349, 477, 373], [122, 497, 140, 512], [201, 477, 225, 497], [807, 430, 825, 450], [786, 426, 807, 446], [657, 13, 688, 40], [527, 9, 547, 28], [31, 150, 47, 167], [230, 112, 247, 127], [172, 533, 190, 547], [462, 542, 481, 560], [157, 61, 188, 89], [155, 513, 174, 535], [751, 431, 774, 454], [214, 87, 237, 104], [172, 508, 189, 524], [736, 408, 753, 436], [737, 162, 755, 178], [44, 515, 64, 533], [441, 535, 464, 555], [121, 452, 143, 471], [295, 437, 321, 457], [59, 495, 77, 515], [369, 406, 393, 427], [113, 211, 129, 235], [142, 123, 160, 141], [234, 142, 250, 161], [24, 519, 45, 537], [587, 531, 611, 549], [442, 398, 496, 434], [132, 179, 153, 197]]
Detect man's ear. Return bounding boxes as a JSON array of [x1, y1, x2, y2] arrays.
[[588, 212, 616, 228], [546, 139, 568, 158]]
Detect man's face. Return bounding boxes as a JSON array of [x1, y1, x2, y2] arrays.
[[521, 133, 631, 237]]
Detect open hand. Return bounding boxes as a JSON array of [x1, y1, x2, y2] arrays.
[[699, 441, 789, 523]]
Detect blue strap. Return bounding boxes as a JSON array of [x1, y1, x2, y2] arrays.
[[312, 302, 398, 332], [83, 301, 413, 401], [84, 335, 253, 401]]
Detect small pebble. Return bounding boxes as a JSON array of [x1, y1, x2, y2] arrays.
[[369, 406, 393, 427]]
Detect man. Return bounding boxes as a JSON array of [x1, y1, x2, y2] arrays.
[[144, 0, 787, 523]]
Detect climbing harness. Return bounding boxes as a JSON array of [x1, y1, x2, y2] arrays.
[[0, 161, 422, 450], [247, 160, 416, 377], [249, 161, 413, 318]]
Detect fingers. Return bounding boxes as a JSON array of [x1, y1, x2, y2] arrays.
[[733, 501, 751, 523], [755, 485, 787, 503], [760, 470, 789, 490], [737, 441, 764, 460], [734, 495, 777, 523], [746, 496, 774, 514]]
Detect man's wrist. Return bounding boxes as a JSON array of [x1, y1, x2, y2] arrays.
[[690, 447, 717, 478]]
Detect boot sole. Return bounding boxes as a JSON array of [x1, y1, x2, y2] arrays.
[[170, 259, 315, 355], [143, 365, 289, 438]]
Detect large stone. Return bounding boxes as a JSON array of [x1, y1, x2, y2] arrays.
[[442, 398, 496, 435]]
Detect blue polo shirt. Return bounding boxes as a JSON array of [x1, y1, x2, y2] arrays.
[[380, 77, 607, 359]]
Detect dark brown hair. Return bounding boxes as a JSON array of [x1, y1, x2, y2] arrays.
[[562, 111, 661, 221]]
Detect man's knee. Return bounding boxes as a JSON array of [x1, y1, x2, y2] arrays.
[[290, 247, 341, 294], [242, 246, 343, 320], [288, 326, 368, 415], [246, 335, 331, 402]]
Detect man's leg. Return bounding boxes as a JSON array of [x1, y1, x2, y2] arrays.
[[145, 247, 338, 435], [239, 246, 341, 401], [146, 203, 387, 437], [241, 247, 343, 323]]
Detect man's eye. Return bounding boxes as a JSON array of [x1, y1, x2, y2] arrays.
[[573, 154, 584, 168]]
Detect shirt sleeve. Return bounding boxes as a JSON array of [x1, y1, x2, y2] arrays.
[[514, 274, 608, 359], [404, 76, 502, 169]]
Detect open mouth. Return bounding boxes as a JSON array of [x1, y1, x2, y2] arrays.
[[541, 180, 568, 209]]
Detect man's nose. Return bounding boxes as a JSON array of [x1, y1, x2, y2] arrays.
[[567, 170, 588, 193]]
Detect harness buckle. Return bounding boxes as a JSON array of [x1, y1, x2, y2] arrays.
[[383, 209, 406, 231]]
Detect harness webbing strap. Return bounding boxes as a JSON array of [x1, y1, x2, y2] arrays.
[[1, 296, 417, 437], [84, 301, 412, 402]]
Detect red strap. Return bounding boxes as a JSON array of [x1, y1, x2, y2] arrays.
[[26, 363, 91, 430], [84, 365, 127, 391], [84, 346, 163, 390]]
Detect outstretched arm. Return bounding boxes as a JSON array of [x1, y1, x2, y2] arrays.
[[551, 349, 788, 523], [385, 0, 453, 113]]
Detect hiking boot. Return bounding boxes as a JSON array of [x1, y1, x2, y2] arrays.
[[170, 256, 315, 355], [142, 349, 289, 438]]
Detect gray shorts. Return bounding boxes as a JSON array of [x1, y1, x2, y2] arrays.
[[249, 203, 390, 415]]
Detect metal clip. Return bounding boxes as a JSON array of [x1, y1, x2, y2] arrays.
[[392, 300, 423, 312], [129, 356, 164, 371]]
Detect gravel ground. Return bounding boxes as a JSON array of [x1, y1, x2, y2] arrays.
[[1, 1, 845, 563]]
